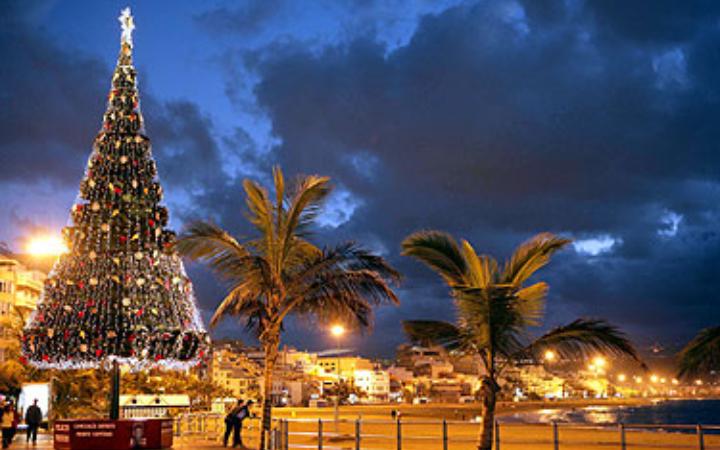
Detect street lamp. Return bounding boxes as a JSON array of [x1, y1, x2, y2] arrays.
[[588, 356, 607, 398], [592, 356, 606, 370], [543, 350, 556, 363], [26, 235, 67, 256]]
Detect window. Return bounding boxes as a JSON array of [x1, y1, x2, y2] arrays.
[[0, 281, 13, 293]]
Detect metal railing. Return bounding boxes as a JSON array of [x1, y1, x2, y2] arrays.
[[269, 417, 720, 450], [173, 412, 262, 446]]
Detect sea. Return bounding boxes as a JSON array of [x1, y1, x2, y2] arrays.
[[501, 399, 720, 431]]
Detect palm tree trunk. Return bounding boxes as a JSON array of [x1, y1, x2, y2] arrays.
[[258, 339, 279, 450], [477, 375, 498, 450]]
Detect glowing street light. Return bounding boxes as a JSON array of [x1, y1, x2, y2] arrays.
[[617, 374, 627, 382], [650, 374, 659, 383], [544, 350, 556, 362], [635, 376, 643, 384], [26, 235, 67, 256], [592, 356, 607, 369], [331, 324, 345, 338]]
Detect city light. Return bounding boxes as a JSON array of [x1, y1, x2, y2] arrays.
[[592, 356, 607, 368], [650, 374, 659, 383], [331, 324, 346, 337], [26, 235, 67, 256], [617, 374, 627, 382], [635, 376, 643, 384], [544, 350, 556, 362], [695, 379, 703, 386]]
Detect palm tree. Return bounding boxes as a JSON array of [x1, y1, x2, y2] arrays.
[[678, 326, 720, 379], [177, 167, 400, 449], [401, 231, 641, 450]]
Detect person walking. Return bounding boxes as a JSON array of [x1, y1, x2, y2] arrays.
[[9, 402, 18, 443], [235, 400, 254, 449], [25, 399, 42, 445], [1, 403, 14, 449], [223, 400, 244, 448]]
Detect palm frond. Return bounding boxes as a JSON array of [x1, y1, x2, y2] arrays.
[[529, 318, 641, 363], [243, 178, 276, 254], [401, 230, 467, 286], [402, 320, 463, 350], [209, 280, 265, 328], [502, 233, 571, 285], [461, 240, 498, 289], [514, 282, 548, 328], [284, 174, 331, 237], [286, 269, 399, 328], [281, 174, 331, 266], [177, 221, 255, 283], [678, 326, 720, 379]]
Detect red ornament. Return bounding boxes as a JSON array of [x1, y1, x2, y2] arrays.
[[119, 235, 128, 244], [154, 354, 163, 361], [114, 187, 122, 194], [127, 334, 136, 342], [77, 281, 85, 289], [78, 311, 85, 318], [42, 355, 49, 362], [18, 356, 28, 366], [95, 349, 103, 357], [136, 308, 143, 317]]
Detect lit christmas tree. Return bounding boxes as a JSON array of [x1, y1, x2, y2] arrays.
[[22, 8, 209, 371]]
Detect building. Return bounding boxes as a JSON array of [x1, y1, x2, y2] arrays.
[[211, 343, 261, 400], [353, 368, 390, 403], [120, 394, 191, 418], [0, 254, 47, 362], [396, 344, 448, 369], [317, 356, 374, 379]]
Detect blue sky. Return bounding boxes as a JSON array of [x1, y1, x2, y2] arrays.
[[2, 0, 720, 357]]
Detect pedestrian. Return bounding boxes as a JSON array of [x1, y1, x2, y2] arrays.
[[1, 404, 14, 449], [223, 399, 244, 448], [25, 399, 43, 445], [235, 400, 254, 449], [8, 402, 18, 442]]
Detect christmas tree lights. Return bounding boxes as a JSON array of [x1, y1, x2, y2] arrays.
[[22, 8, 209, 370]]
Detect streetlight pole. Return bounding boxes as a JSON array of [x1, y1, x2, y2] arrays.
[[330, 325, 345, 433]]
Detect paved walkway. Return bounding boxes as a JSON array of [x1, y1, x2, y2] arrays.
[[4, 434, 250, 450]]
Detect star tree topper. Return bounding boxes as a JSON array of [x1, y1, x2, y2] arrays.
[[119, 7, 135, 47]]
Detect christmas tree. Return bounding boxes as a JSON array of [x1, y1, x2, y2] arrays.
[[22, 8, 209, 370]]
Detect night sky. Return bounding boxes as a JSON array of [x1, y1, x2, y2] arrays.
[[2, 1, 719, 358]]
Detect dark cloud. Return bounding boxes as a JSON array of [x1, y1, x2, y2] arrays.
[[0, 4, 107, 186], [583, 0, 720, 44], [205, 1, 720, 355]]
